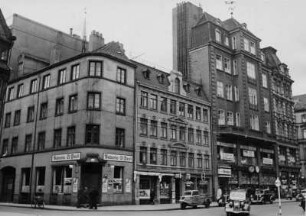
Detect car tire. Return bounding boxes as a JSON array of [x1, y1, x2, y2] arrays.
[[205, 202, 210, 208], [226, 212, 231, 216], [181, 203, 186, 210], [193, 205, 197, 209]]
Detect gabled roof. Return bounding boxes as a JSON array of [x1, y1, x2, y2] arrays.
[[222, 18, 242, 31], [0, 9, 14, 44], [93, 41, 131, 63], [196, 12, 219, 26]]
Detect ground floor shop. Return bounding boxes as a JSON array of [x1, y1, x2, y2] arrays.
[[0, 149, 133, 206], [134, 171, 212, 205]]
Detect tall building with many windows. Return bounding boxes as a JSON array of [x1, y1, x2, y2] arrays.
[[173, 2, 298, 197], [0, 39, 136, 205], [133, 61, 211, 204]]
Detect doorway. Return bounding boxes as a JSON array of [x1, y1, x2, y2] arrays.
[[1, 166, 15, 202], [81, 163, 102, 198]]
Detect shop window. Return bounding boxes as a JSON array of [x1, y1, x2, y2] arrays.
[[21, 168, 31, 193], [140, 147, 147, 164], [113, 166, 123, 193], [52, 166, 72, 194], [240, 149, 256, 165], [36, 167, 45, 192]]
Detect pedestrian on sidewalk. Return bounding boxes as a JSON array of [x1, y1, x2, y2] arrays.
[[89, 187, 99, 209], [150, 189, 155, 205], [76, 186, 88, 208]]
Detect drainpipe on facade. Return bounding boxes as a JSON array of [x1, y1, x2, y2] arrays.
[[133, 81, 139, 205], [28, 75, 41, 203]]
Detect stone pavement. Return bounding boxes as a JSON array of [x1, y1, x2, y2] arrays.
[[0, 199, 295, 212]]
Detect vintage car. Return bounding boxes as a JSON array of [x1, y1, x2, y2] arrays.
[[225, 189, 251, 216], [179, 190, 211, 209], [250, 189, 275, 204]]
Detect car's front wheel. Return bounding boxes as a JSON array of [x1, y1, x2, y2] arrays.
[[181, 203, 187, 210]]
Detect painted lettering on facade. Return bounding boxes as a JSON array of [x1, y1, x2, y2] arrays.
[[103, 153, 133, 162], [51, 153, 81, 162]]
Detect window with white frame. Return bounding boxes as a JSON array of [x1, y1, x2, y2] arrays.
[[7, 87, 14, 101], [264, 97, 269, 112], [262, 74, 268, 88], [224, 37, 229, 46], [215, 29, 221, 42], [243, 38, 249, 51], [227, 111, 234, 125], [235, 112, 241, 127], [224, 58, 231, 73], [232, 37, 236, 49], [17, 84, 24, 98], [217, 81, 224, 98], [226, 85, 233, 101], [113, 166, 124, 193], [265, 121, 271, 134], [234, 86, 239, 101], [247, 62, 256, 79], [233, 60, 238, 75], [248, 87, 257, 106], [250, 115, 259, 131], [218, 109, 225, 125], [216, 55, 223, 70], [42, 74, 50, 90], [250, 41, 256, 55]]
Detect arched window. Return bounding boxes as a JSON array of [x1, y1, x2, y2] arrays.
[[174, 78, 180, 94]]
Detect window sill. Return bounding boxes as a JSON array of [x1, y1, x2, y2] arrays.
[[68, 110, 78, 114]]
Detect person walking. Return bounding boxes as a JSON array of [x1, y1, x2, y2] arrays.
[[77, 186, 88, 208], [89, 188, 99, 209]]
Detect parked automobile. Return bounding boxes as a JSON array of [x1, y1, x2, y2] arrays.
[[225, 189, 251, 216], [250, 189, 275, 204], [179, 190, 211, 210]]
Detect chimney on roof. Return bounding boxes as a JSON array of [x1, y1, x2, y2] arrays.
[[70, 28, 73, 35], [89, 30, 105, 52]]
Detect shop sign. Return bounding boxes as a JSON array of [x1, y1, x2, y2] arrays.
[[220, 152, 235, 161], [218, 168, 231, 176], [51, 153, 80, 162], [263, 157, 273, 165], [103, 154, 133, 163], [199, 180, 208, 185], [243, 150, 255, 157]]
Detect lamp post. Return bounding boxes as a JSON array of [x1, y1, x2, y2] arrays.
[[275, 178, 281, 216]]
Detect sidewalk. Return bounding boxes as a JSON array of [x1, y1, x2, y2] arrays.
[[0, 201, 219, 211], [0, 199, 295, 212]]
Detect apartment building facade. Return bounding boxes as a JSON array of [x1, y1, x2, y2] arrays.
[[173, 2, 298, 197], [133, 61, 211, 204], [0, 44, 136, 206]]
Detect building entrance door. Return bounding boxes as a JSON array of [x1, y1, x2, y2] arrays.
[[81, 163, 102, 202], [1, 166, 15, 202]]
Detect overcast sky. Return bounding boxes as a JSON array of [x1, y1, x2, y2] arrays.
[[1, 0, 306, 96]]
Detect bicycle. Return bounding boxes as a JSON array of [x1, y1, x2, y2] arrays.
[[31, 195, 45, 209]]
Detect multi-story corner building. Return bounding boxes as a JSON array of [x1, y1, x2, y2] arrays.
[[0, 38, 136, 206], [133, 61, 211, 204], [293, 94, 306, 187], [173, 2, 298, 197], [7, 14, 94, 80], [262, 47, 298, 195], [0, 9, 15, 126]]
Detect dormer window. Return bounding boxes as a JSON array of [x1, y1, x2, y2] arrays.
[[216, 19, 221, 25], [195, 87, 201, 96], [183, 83, 190, 93], [215, 29, 221, 43], [157, 74, 165, 84], [174, 78, 180, 94], [142, 69, 150, 79]]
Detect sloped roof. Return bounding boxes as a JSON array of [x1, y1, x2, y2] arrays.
[[132, 60, 209, 103], [0, 9, 14, 44], [222, 18, 242, 31], [93, 41, 131, 63], [293, 94, 306, 112], [196, 12, 219, 26]]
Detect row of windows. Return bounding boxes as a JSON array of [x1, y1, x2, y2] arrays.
[[4, 93, 127, 128], [1, 125, 126, 156], [139, 118, 209, 145], [217, 82, 239, 101], [139, 147, 210, 169], [7, 60, 128, 101], [140, 91, 209, 122]]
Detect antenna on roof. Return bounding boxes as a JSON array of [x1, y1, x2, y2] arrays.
[[225, 0, 236, 18], [82, 7, 87, 53]]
